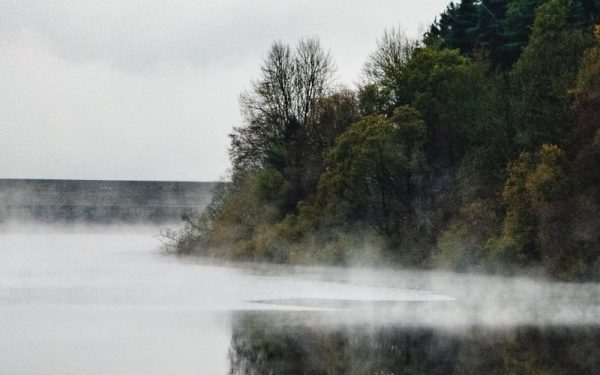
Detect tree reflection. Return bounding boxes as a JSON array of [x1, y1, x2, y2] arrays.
[[229, 312, 600, 374]]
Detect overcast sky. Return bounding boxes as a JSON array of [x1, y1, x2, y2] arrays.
[[0, 0, 450, 181]]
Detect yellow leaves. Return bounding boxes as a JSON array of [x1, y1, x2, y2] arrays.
[[526, 144, 570, 203], [502, 144, 570, 214], [574, 40, 600, 95], [538, 143, 566, 166], [501, 144, 571, 237], [502, 152, 532, 210]]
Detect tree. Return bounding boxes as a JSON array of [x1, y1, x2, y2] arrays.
[[397, 47, 469, 166], [495, 144, 573, 269], [511, 0, 593, 150], [360, 27, 419, 115], [316, 106, 429, 261], [572, 24, 600, 187], [477, 0, 510, 65], [497, 151, 538, 265], [230, 38, 335, 179], [363, 27, 418, 84], [503, 0, 545, 62], [301, 90, 359, 196], [427, 0, 511, 65], [450, 0, 481, 53], [363, 32, 469, 164], [580, 0, 600, 23]]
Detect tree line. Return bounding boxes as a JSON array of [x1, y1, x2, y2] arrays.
[[166, 0, 600, 280]]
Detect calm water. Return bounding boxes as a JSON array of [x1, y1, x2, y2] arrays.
[[1, 226, 599, 374]]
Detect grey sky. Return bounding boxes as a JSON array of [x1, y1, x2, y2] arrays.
[[0, 0, 450, 181]]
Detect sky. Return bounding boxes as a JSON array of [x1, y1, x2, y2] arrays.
[[0, 0, 450, 182]]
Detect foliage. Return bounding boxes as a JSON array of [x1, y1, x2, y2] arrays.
[[315, 107, 428, 262], [435, 200, 500, 271], [165, 2, 600, 280], [511, 0, 594, 150], [427, 0, 599, 67]]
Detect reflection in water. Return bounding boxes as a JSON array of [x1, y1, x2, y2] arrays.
[[229, 312, 600, 374], [2, 229, 600, 374]]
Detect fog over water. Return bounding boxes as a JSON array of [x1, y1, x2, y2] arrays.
[[1, 224, 600, 374]]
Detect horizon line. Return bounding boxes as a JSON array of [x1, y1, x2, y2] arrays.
[[0, 177, 226, 183]]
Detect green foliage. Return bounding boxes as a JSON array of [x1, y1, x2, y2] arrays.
[[428, 0, 599, 67], [204, 168, 292, 260], [318, 109, 426, 225], [161, 182, 231, 255], [435, 200, 500, 271], [511, 0, 595, 150], [526, 144, 572, 203], [575, 25, 600, 94], [494, 152, 539, 265], [363, 44, 469, 165], [501, 152, 533, 234], [389, 47, 468, 114], [448, 56, 513, 161], [301, 89, 360, 197], [315, 107, 429, 264], [503, 0, 546, 60], [166, 1, 600, 280], [492, 144, 577, 273], [572, 29, 600, 189], [358, 83, 387, 116]]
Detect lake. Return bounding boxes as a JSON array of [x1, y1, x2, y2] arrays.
[[1, 225, 599, 374]]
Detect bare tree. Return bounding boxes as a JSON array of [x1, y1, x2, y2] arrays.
[[230, 37, 335, 177], [294, 38, 335, 126], [362, 27, 418, 84]]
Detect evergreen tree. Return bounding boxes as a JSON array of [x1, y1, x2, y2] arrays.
[[512, 0, 593, 150]]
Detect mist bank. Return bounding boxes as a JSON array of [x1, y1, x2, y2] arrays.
[[167, 2, 600, 281], [3, 227, 600, 373]]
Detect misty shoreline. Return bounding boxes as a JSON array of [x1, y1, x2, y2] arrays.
[[2, 226, 600, 374]]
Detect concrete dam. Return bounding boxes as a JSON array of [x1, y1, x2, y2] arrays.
[[0, 179, 218, 223]]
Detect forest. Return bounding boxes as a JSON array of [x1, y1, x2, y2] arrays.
[[166, 0, 600, 281]]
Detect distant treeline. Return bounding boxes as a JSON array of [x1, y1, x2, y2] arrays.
[[0, 179, 217, 223], [170, 0, 600, 280]]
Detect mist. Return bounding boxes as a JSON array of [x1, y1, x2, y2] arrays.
[[3, 0, 600, 372], [2, 196, 600, 374]]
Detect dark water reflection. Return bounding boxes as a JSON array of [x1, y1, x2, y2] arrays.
[[229, 312, 600, 374]]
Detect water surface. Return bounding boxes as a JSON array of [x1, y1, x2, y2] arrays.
[[1, 226, 599, 374]]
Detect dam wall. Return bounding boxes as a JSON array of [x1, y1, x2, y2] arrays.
[[0, 179, 219, 223]]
